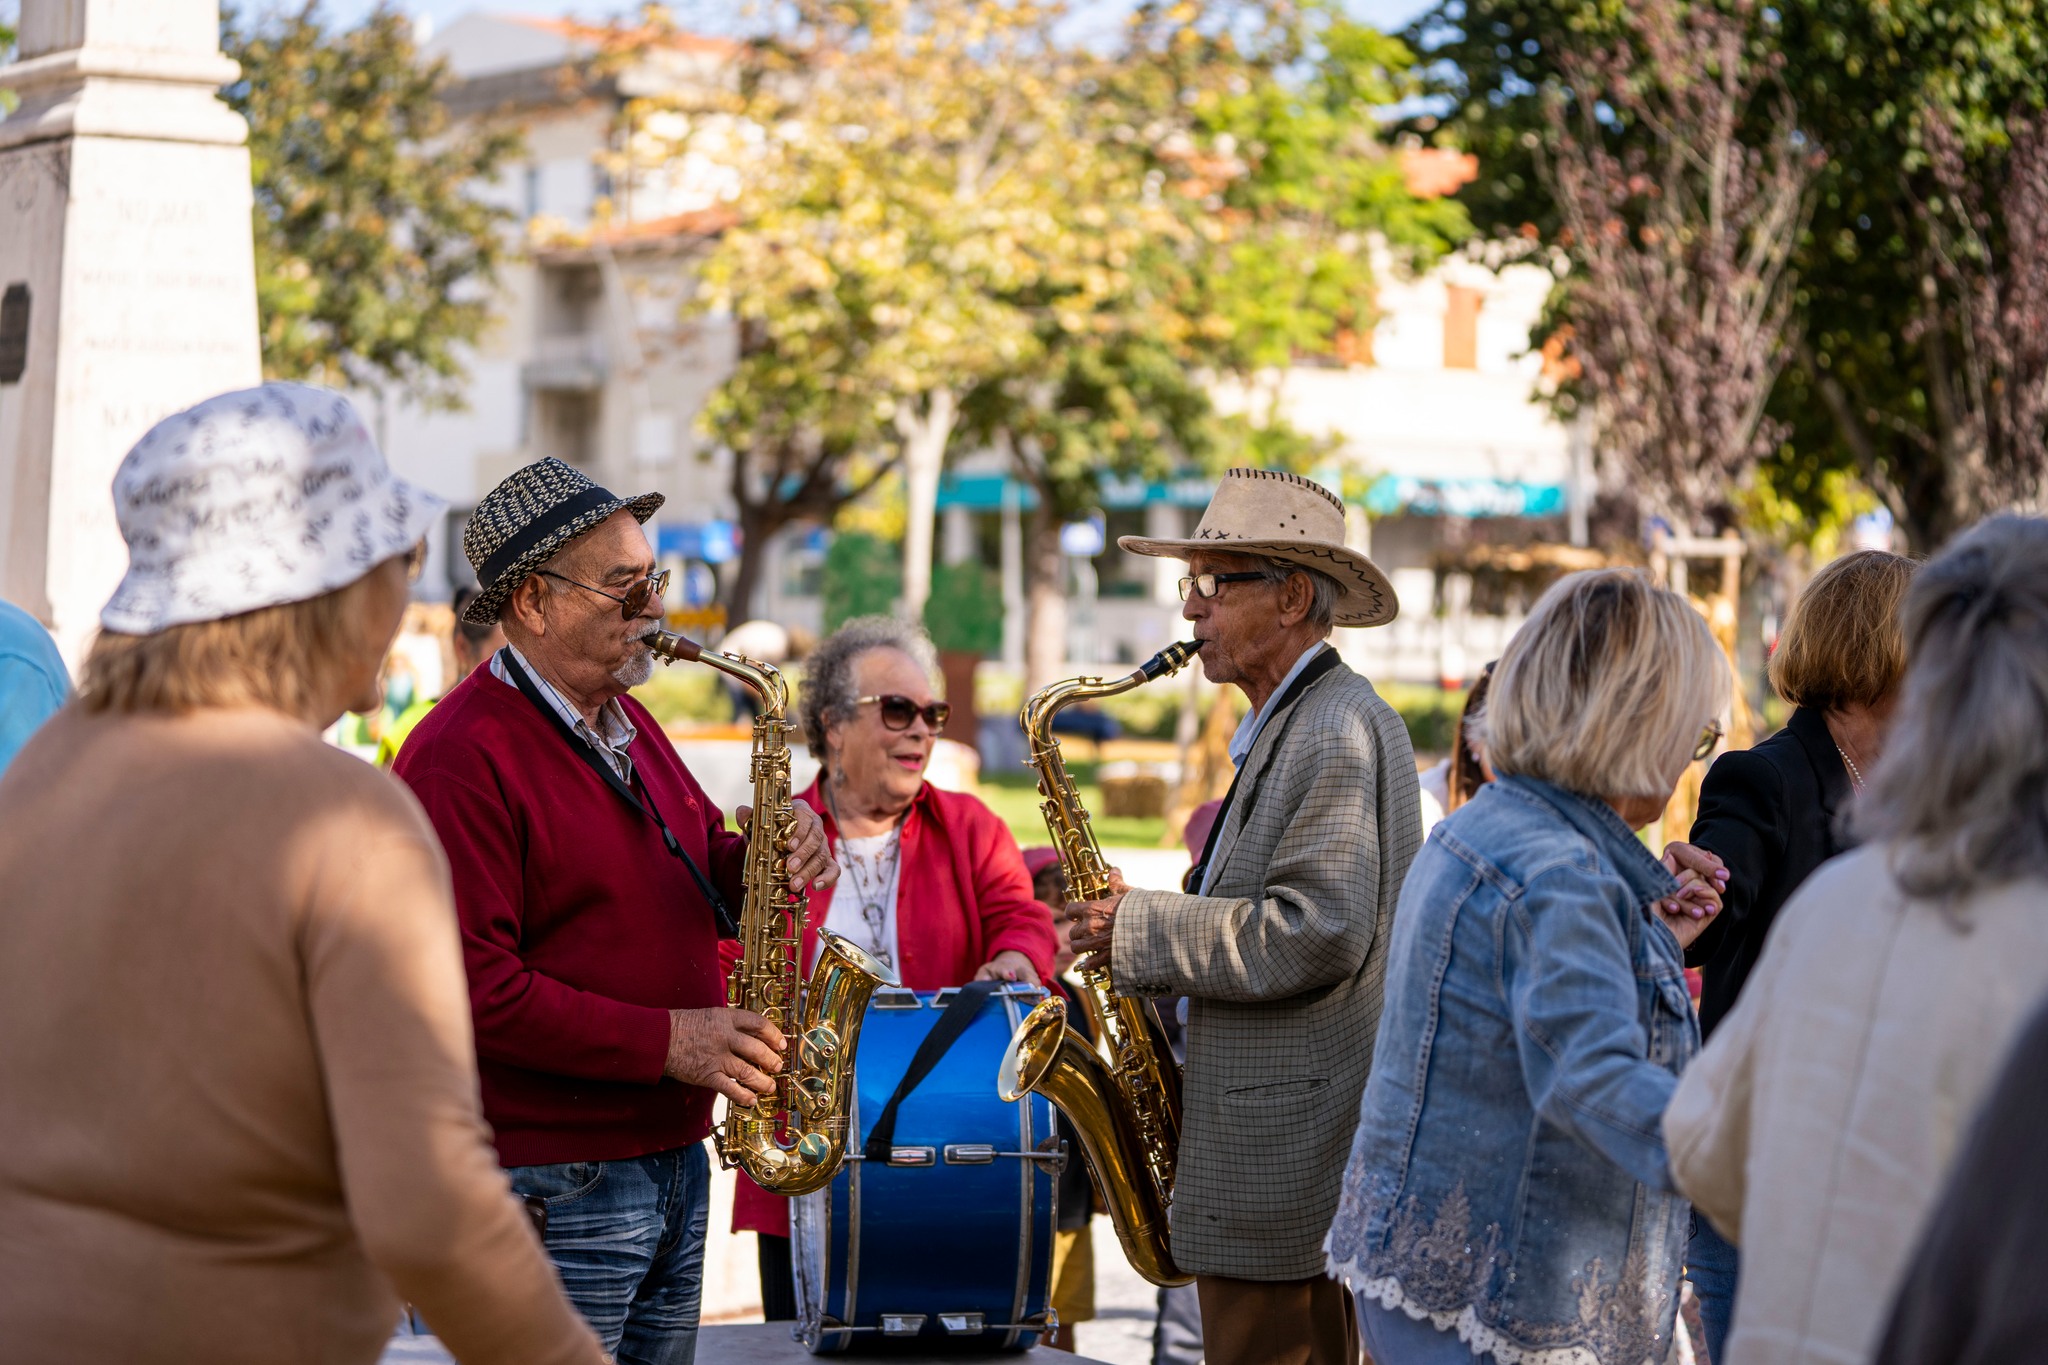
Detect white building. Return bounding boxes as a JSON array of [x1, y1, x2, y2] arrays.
[[388, 13, 1583, 684]]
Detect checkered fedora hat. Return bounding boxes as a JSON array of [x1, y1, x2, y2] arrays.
[[461, 457, 663, 625]]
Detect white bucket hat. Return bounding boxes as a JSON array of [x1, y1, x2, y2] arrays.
[[100, 382, 446, 635], [1118, 467, 1398, 627]]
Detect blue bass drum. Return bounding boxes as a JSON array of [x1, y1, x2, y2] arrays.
[[794, 984, 1060, 1353]]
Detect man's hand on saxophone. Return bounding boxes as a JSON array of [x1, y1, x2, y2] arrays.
[[665, 1008, 787, 1107], [1063, 866, 1131, 964], [734, 798, 840, 892]]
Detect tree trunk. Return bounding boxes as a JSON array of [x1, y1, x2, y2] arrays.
[[725, 504, 772, 624], [724, 451, 785, 624], [898, 387, 958, 624], [1024, 494, 1067, 694]]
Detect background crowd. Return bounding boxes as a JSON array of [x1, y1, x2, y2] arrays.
[[0, 382, 2045, 1365]]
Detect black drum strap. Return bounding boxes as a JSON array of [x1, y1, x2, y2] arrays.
[[862, 981, 1001, 1161]]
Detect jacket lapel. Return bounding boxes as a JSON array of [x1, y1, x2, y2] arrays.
[[1202, 652, 1340, 892], [1785, 706, 1852, 851]]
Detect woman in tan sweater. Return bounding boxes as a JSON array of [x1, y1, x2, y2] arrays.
[[0, 384, 602, 1365]]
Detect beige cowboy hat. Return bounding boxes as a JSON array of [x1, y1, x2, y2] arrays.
[[1118, 467, 1398, 627]]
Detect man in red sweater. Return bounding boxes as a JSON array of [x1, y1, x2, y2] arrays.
[[395, 458, 837, 1365]]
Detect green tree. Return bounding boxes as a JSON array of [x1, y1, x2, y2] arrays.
[[821, 531, 903, 634], [222, 3, 520, 409], [1408, 0, 2048, 550]]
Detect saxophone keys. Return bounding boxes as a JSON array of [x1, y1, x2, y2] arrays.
[[800, 1025, 840, 1070], [795, 1074, 832, 1115], [794, 1131, 834, 1167]]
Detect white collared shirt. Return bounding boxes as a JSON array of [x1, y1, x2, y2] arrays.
[[491, 645, 639, 784], [1201, 641, 1328, 894]]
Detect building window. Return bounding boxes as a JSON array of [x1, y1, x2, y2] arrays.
[[535, 389, 600, 468], [523, 164, 541, 220], [1444, 284, 1484, 370]]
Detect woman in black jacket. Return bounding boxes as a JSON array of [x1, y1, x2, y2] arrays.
[[1679, 548, 1917, 1361]]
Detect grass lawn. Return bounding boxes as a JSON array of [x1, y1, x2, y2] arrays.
[[978, 759, 1169, 851]]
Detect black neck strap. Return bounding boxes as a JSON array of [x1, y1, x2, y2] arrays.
[[1185, 644, 1342, 894], [499, 648, 738, 938]]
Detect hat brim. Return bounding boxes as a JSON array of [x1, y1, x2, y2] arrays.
[[1116, 535, 1399, 627], [465, 490, 666, 626], [99, 473, 448, 636]]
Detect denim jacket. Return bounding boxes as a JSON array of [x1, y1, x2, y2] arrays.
[[1325, 776, 1696, 1365]]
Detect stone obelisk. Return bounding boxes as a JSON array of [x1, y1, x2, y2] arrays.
[[0, 0, 262, 664]]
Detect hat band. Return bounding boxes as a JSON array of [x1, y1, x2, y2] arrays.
[[478, 484, 620, 590]]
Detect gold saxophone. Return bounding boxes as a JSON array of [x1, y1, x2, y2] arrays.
[[997, 641, 1202, 1287], [651, 629, 897, 1195]]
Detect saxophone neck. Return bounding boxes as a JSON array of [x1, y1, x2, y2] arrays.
[[1020, 641, 1204, 735], [651, 629, 789, 716]]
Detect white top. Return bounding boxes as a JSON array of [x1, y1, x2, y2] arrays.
[[823, 830, 901, 973]]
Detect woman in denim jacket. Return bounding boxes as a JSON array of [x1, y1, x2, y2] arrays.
[[1326, 569, 1728, 1365]]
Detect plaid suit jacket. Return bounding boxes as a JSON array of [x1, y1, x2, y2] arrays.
[[1112, 655, 1422, 1279]]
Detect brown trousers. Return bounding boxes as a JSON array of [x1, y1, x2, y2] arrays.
[[1196, 1273, 1360, 1365]]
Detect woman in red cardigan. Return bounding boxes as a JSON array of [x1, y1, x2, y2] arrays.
[[733, 616, 1057, 1319]]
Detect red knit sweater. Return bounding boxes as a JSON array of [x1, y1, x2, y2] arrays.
[[393, 668, 745, 1167]]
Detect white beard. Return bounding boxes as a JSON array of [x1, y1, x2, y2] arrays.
[[613, 648, 656, 689]]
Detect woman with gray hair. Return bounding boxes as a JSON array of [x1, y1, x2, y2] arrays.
[[1665, 515, 2048, 1365], [731, 614, 1056, 1317], [1326, 568, 1730, 1365]]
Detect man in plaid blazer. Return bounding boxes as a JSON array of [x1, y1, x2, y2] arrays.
[[1068, 469, 1422, 1365]]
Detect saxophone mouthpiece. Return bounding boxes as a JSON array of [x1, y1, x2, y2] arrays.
[[1138, 639, 1204, 681], [648, 629, 703, 664]]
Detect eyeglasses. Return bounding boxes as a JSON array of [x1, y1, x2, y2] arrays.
[[1177, 571, 1269, 602], [538, 568, 671, 619], [1693, 718, 1725, 762], [856, 694, 951, 731]]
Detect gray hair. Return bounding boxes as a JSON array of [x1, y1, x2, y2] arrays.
[[1251, 556, 1342, 633], [799, 615, 941, 763], [1856, 516, 2048, 901]]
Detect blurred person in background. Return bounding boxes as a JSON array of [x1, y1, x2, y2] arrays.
[[736, 616, 1055, 1320], [1666, 516, 2048, 1365], [1417, 661, 1496, 834], [0, 596, 68, 777], [377, 583, 506, 767], [1328, 568, 1729, 1365], [0, 384, 603, 1365], [1671, 547, 1916, 1360]]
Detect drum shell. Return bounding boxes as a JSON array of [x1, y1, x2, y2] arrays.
[[795, 986, 1059, 1354]]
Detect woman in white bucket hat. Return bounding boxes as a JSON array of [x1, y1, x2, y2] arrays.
[[0, 384, 603, 1365]]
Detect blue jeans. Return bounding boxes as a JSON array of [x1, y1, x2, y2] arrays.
[[1686, 1212, 1740, 1365], [509, 1144, 711, 1365]]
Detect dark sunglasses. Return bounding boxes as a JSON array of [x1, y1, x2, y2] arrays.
[[856, 694, 951, 731], [538, 567, 670, 619]]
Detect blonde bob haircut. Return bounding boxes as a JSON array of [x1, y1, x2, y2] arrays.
[[78, 576, 378, 718], [1483, 569, 1729, 802], [1767, 549, 1917, 710]]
